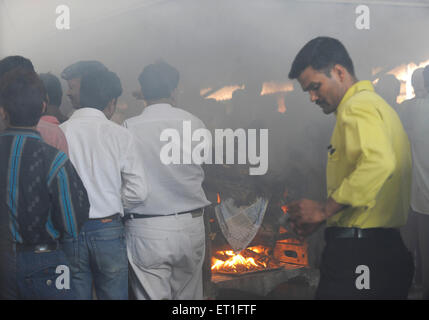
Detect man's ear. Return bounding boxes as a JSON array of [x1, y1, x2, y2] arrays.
[[332, 64, 348, 82], [104, 98, 117, 119]]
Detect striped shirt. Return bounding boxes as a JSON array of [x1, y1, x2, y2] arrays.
[[0, 128, 89, 245]]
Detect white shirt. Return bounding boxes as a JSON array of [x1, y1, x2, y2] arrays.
[[123, 103, 211, 215], [403, 97, 429, 215], [60, 108, 148, 218]]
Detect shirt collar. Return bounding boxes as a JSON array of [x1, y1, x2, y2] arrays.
[[40, 115, 60, 125], [0, 127, 42, 139], [143, 103, 173, 113], [337, 80, 374, 114], [70, 107, 108, 120]]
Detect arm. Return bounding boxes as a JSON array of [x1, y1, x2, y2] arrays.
[[48, 153, 89, 239], [288, 101, 394, 232], [121, 135, 148, 212], [330, 101, 396, 208]]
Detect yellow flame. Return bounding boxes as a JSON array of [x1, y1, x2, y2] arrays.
[[206, 85, 244, 101], [261, 81, 294, 96], [200, 87, 212, 96], [202, 81, 295, 102], [211, 247, 269, 272]]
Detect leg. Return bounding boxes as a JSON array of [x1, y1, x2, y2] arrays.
[[126, 220, 173, 300], [417, 213, 429, 299], [171, 215, 206, 300], [61, 229, 93, 299], [89, 219, 128, 300], [400, 209, 419, 283]]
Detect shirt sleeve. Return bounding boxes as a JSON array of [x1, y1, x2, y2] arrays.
[[48, 153, 90, 238], [121, 134, 149, 211], [330, 102, 396, 208]]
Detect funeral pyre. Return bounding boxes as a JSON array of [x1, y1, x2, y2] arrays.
[[204, 163, 308, 275]]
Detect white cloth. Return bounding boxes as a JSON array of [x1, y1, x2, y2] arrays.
[[125, 213, 205, 300], [215, 197, 269, 253], [123, 103, 211, 215], [402, 97, 429, 215], [60, 108, 148, 218]]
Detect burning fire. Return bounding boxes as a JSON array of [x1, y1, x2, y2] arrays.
[[204, 85, 244, 101], [386, 59, 429, 103], [277, 94, 286, 114], [260, 81, 294, 96], [201, 81, 294, 113], [211, 246, 276, 274]]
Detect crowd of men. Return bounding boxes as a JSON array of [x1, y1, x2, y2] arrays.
[[0, 57, 208, 300], [0, 36, 428, 300]]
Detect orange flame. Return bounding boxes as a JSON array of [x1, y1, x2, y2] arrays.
[[206, 85, 244, 101], [261, 81, 294, 96], [281, 205, 288, 214], [277, 94, 286, 113], [211, 246, 270, 273], [217, 193, 221, 204]]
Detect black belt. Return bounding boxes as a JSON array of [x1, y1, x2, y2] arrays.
[[15, 241, 59, 253], [90, 213, 121, 221], [124, 208, 204, 220], [325, 227, 400, 241]]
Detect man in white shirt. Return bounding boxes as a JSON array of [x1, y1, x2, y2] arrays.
[[400, 66, 429, 300], [60, 64, 148, 299], [123, 61, 210, 300]]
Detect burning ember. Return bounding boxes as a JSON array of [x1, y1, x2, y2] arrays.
[[211, 246, 281, 275]]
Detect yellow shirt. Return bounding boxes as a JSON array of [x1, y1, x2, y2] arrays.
[[327, 81, 411, 228]]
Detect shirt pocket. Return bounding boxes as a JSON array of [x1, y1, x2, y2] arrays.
[[327, 145, 340, 162]]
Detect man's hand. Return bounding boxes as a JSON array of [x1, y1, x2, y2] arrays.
[[290, 221, 324, 239], [288, 199, 327, 224], [287, 198, 345, 237]]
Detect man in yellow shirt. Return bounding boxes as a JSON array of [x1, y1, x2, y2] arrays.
[[287, 37, 414, 299]]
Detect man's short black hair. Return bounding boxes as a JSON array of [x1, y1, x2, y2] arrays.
[[79, 69, 122, 110], [61, 60, 108, 80], [423, 66, 429, 91], [0, 68, 46, 127], [0, 56, 35, 78], [288, 37, 355, 79], [138, 61, 179, 101], [39, 73, 63, 107]]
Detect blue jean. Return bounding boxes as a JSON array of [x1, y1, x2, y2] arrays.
[[1, 246, 76, 300], [61, 217, 128, 300]]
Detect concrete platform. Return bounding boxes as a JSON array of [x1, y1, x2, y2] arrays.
[[212, 265, 319, 299]]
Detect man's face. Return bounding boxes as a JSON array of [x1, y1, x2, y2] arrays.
[[298, 66, 344, 115], [66, 78, 81, 109]]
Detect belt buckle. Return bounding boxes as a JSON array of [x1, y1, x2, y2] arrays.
[[356, 228, 364, 239], [191, 208, 204, 218], [34, 245, 52, 254]]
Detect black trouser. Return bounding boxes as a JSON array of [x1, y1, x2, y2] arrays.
[[315, 227, 414, 300]]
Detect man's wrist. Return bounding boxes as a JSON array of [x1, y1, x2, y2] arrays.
[[322, 197, 345, 220]]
